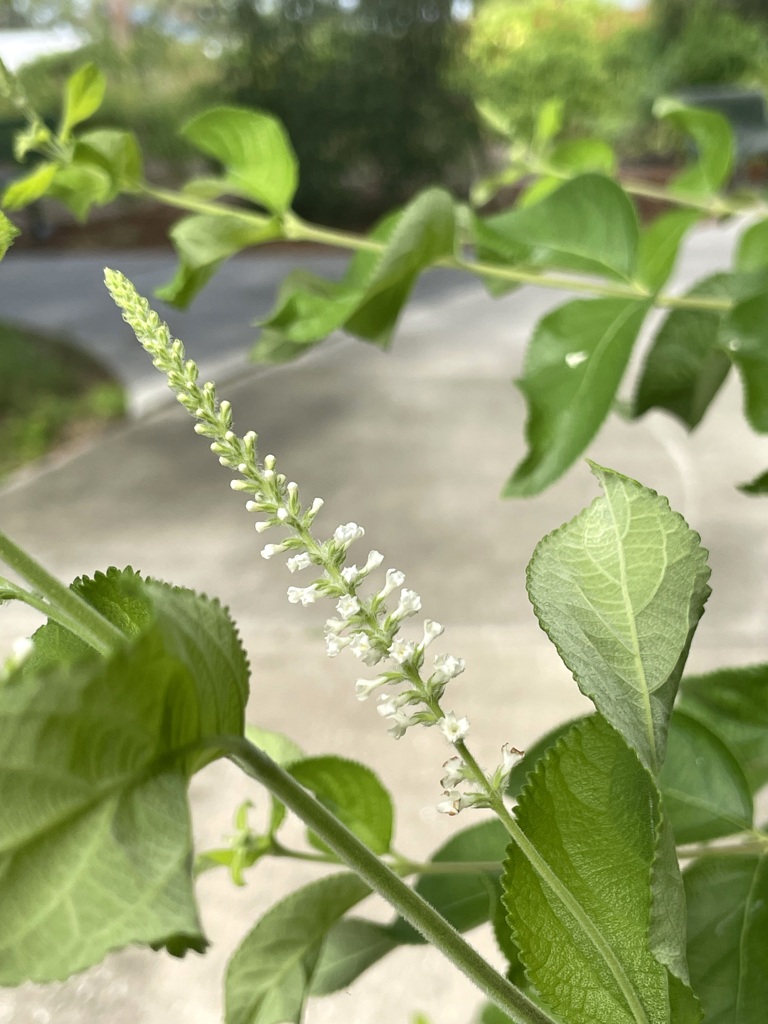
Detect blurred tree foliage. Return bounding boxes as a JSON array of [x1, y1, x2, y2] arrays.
[[648, 0, 768, 90], [226, 0, 480, 226], [465, 0, 646, 145]]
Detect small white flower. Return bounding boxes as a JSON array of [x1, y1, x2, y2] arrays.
[[436, 789, 465, 816], [354, 676, 389, 701], [439, 711, 470, 743], [440, 755, 466, 789], [362, 550, 384, 574], [341, 565, 359, 584], [276, 507, 289, 522], [393, 589, 422, 620], [349, 632, 374, 659], [254, 521, 271, 533], [378, 568, 405, 600], [334, 522, 365, 547], [287, 481, 298, 497], [419, 620, 444, 650], [309, 497, 324, 516], [386, 708, 413, 739], [376, 698, 400, 718], [336, 594, 361, 620], [287, 585, 320, 606], [262, 469, 275, 481], [430, 654, 466, 685], [287, 552, 312, 573], [325, 633, 351, 657], [324, 617, 346, 634], [388, 638, 415, 665], [261, 543, 285, 560], [501, 743, 525, 775]]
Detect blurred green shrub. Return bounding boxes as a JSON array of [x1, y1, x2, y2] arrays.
[[464, 0, 647, 147], [226, 0, 480, 227], [649, 0, 768, 92]]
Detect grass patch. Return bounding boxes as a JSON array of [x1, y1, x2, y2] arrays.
[[0, 322, 126, 479]]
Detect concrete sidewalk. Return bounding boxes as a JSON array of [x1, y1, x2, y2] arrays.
[[1, 223, 768, 1024]]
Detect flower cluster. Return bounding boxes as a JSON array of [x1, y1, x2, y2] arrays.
[[104, 269, 521, 814]]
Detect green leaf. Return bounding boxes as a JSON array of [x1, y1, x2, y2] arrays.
[[678, 664, 768, 792], [48, 161, 112, 221], [0, 211, 19, 260], [635, 209, 702, 293], [661, 712, 753, 844], [289, 756, 394, 855], [158, 212, 281, 308], [1, 162, 58, 210], [391, 819, 508, 944], [155, 260, 220, 310], [724, 293, 768, 432], [0, 566, 251, 983], [532, 98, 565, 150], [655, 98, 734, 197], [632, 275, 733, 428], [738, 468, 768, 495], [76, 128, 143, 190], [254, 189, 454, 360], [310, 919, 398, 995], [13, 119, 52, 161], [181, 106, 298, 214], [527, 464, 710, 773], [736, 218, 768, 273], [503, 715, 700, 1024], [225, 873, 370, 1024], [59, 63, 106, 139], [685, 855, 768, 1024], [548, 138, 617, 177], [481, 174, 639, 280], [21, 568, 249, 770], [504, 298, 649, 497]]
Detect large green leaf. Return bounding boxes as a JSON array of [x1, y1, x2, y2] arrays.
[[527, 464, 710, 774], [225, 873, 370, 1024], [254, 189, 454, 361], [0, 570, 249, 982], [503, 715, 700, 1024], [181, 106, 298, 214], [309, 919, 398, 996], [48, 161, 113, 221], [59, 63, 106, 139], [735, 218, 768, 273], [685, 855, 768, 1024], [655, 99, 734, 197], [480, 173, 639, 280], [661, 712, 753, 844], [678, 665, 768, 792], [504, 299, 649, 497], [290, 756, 394, 855], [391, 819, 508, 944], [632, 275, 733, 429]]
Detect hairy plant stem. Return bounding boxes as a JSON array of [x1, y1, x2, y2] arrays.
[[677, 835, 768, 860], [219, 734, 559, 1024], [270, 841, 504, 876], [0, 530, 125, 656]]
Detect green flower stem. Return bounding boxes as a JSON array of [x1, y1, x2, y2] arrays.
[[220, 734, 559, 1024], [0, 529, 125, 656], [453, 738, 653, 1024]]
